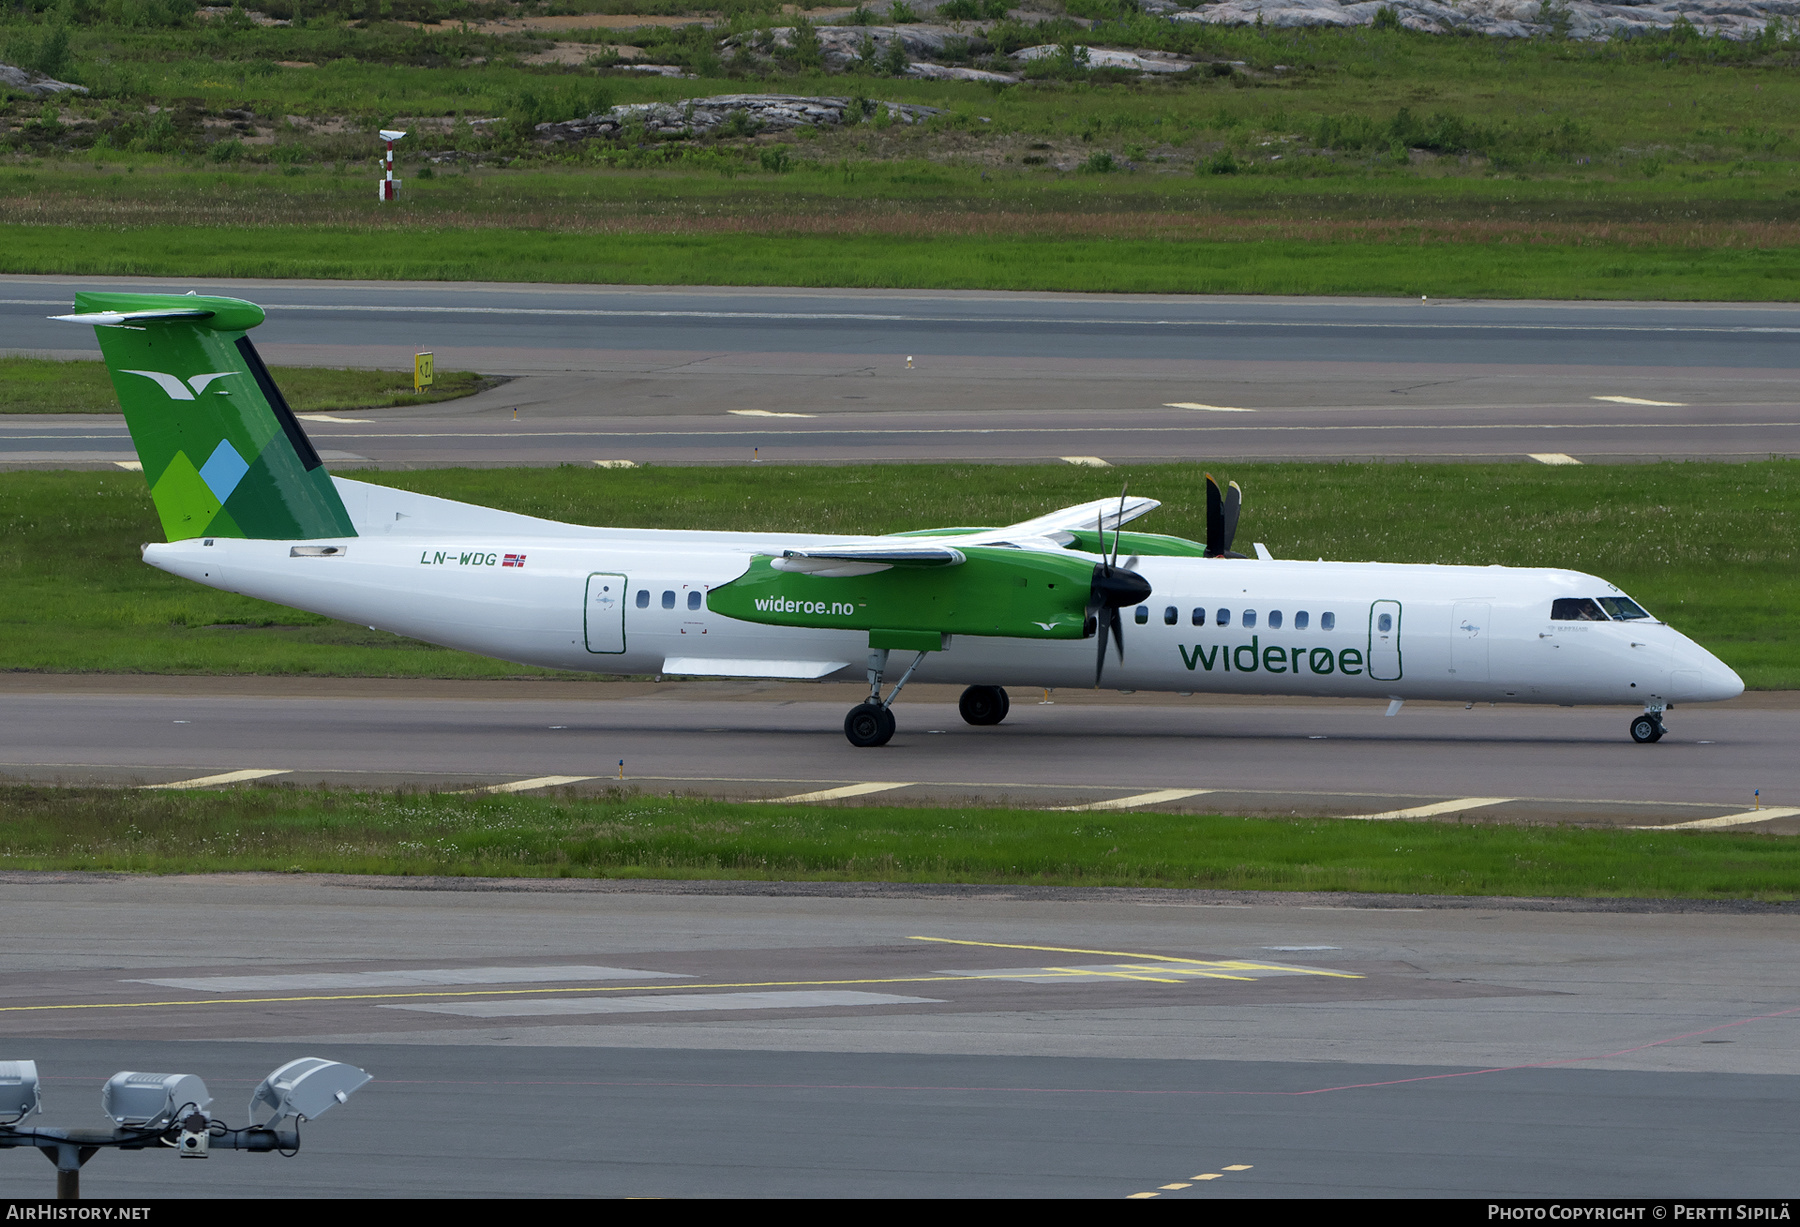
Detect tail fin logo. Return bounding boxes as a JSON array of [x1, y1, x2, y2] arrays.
[[120, 370, 236, 401]]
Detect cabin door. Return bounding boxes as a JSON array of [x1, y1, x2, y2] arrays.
[[584, 572, 628, 654], [1451, 601, 1491, 683], [1368, 600, 1403, 681]]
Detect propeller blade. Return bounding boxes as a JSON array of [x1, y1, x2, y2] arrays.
[[1222, 480, 1243, 554], [1112, 482, 1128, 568], [1094, 614, 1110, 686], [1109, 606, 1125, 664], [1205, 473, 1224, 558]]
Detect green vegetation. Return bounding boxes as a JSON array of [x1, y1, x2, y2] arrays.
[[0, 356, 495, 413], [4, 6, 1800, 296], [1, 784, 1795, 898], [1, 461, 1794, 685]]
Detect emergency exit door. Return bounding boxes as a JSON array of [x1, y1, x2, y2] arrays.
[[584, 572, 627, 654], [1368, 600, 1403, 681]]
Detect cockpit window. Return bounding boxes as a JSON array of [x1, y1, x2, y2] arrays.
[[1551, 598, 1608, 622], [1598, 596, 1651, 621]]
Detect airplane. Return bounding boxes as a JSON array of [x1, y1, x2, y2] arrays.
[[55, 291, 1744, 748]]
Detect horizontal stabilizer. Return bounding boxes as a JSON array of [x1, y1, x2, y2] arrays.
[[50, 308, 215, 326]]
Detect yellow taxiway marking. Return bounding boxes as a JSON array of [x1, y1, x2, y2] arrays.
[[456, 775, 597, 795], [910, 936, 1360, 978], [1163, 402, 1254, 413], [592, 459, 637, 468], [1592, 395, 1686, 406], [756, 782, 911, 803], [1133, 1162, 1252, 1198], [1126, 1192, 1160, 1199], [141, 769, 290, 790], [1194, 1174, 1223, 1180], [113, 460, 143, 471], [1348, 797, 1513, 821], [1046, 965, 1185, 984], [1060, 456, 1111, 467], [1634, 806, 1800, 831], [1222, 1164, 1253, 1171], [1053, 788, 1212, 812], [1528, 452, 1583, 465], [1160, 1183, 1192, 1190], [728, 409, 817, 418]]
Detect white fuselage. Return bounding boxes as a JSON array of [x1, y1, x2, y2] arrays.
[[142, 479, 1744, 710]]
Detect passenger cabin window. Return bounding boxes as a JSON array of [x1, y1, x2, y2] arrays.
[[687, 591, 702, 611], [1377, 612, 1393, 632], [1135, 605, 1149, 625], [1192, 608, 1206, 626], [1295, 611, 1310, 630], [1321, 612, 1335, 631], [1242, 610, 1257, 629], [635, 590, 649, 609], [662, 590, 676, 610], [1268, 610, 1283, 630], [1164, 606, 1178, 626], [1216, 608, 1231, 627], [1599, 596, 1651, 621], [1552, 598, 1608, 622]]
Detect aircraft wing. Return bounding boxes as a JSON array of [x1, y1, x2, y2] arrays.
[[772, 543, 965, 575], [955, 496, 1162, 546]]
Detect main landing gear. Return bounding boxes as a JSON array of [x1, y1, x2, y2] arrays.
[[958, 685, 1010, 726], [844, 647, 931, 748], [1630, 701, 1668, 744]]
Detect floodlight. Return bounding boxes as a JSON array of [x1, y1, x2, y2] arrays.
[[247, 1058, 370, 1129], [378, 129, 407, 142], [0, 1060, 41, 1124], [101, 1071, 211, 1130]]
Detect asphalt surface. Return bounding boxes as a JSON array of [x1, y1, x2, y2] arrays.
[[5, 275, 1799, 466], [2, 678, 1792, 830], [1, 876, 1796, 1198]]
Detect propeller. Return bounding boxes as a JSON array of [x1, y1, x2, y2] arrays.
[[1204, 473, 1248, 559], [1088, 483, 1153, 687]]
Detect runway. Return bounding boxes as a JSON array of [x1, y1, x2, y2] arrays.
[[1, 875, 1796, 1198], [5, 275, 1798, 467], [2, 677, 1793, 831]]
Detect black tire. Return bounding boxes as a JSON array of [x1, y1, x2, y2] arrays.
[[959, 685, 1010, 727], [845, 702, 895, 747], [1630, 715, 1660, 744]]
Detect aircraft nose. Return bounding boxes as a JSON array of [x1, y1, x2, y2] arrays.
[[1669, 640, 1744, 703]]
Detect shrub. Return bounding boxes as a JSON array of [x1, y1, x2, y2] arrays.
[[1200, 148, 1239, 174], [789, 16, 824, 69], [208, 137, 245, 162], [1372, 5, 1401, 30], [1082, 150, 1115, 173], [759, 145, 792, 173], [888, 0, 921, 22]]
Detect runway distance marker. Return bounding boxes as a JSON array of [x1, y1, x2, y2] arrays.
[[141, 768, 289, 790]]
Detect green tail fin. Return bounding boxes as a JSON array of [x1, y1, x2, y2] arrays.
[[59, 291, 356, 542]]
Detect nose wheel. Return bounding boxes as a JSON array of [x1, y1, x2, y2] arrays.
[[1630, 713, 1665, 744]]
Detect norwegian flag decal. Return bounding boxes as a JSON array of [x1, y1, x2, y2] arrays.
[[502, 553, 526, 568]]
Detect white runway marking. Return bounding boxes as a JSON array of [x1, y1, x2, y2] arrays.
[[939, 960, 1352, 985], [1054, 788, 1213, 812], [757, 782, 912, 803], [295, 413, 369, 423], [1529, 453, 1583, 465], [728, 409, 816, 418], [1634, 806, 1800, 831], [457, 775, 597, 795], [112, 460, 141, 471], [128, 964, 689, 992], [1163, 402, 1254, 412], [382, 989, 943, 1018], [591, 459, 637, 468], [1061, 456, 1112, 467], [1348, 797, 1514, 821], [1592, 396, 1687, 406], [140, 769, 289, 790]]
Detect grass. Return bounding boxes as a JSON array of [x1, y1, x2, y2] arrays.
[[0, 461, 1794, 685], [0, 356, 496, 414], [7, 14, 1800, 297], [1, 784, 1796, 898]]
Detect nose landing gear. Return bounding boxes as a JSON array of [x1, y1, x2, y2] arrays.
[[1630, 700, 1668, 744]]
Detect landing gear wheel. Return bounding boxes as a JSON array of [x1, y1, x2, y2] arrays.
[[845, 702, 896, 748], [1630, 715, 1664, 744], [958, 685, 1011, 726]]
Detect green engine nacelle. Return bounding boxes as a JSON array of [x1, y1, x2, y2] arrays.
[[707, 546, 1103, 643]]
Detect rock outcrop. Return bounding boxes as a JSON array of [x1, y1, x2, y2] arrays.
[[1012, 44, 1197, 71], [1166, 0, 1800, 40], [536, 93, 946, 142], [0, 62, 88, 98]]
